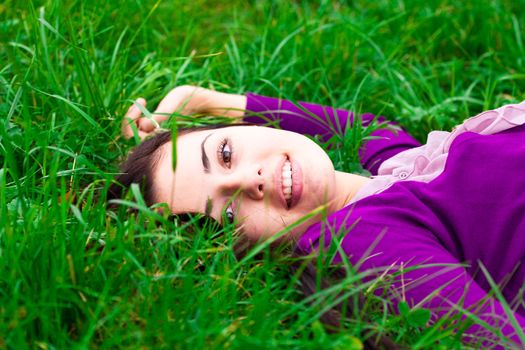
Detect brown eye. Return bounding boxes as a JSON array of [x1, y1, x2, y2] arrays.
[[225, 205, 234, 224], [218, 139, 233, 168], [222, 144, 232, 163]]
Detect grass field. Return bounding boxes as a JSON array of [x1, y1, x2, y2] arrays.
[[2, 0, 525, 348]]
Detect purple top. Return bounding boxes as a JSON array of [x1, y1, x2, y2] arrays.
[[353, 99, 525, 203], [244, 93, 525, 348], [245, 93, 421, 175]]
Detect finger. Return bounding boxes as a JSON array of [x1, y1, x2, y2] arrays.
[[139, 89, 186, 132], [137, 116, 159, 133], [121, 98, 144, 139], [138, 129, 150, 140], [122, 98, 147, 139]]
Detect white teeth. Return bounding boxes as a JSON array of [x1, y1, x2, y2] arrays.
[[281, 160, 293, 202]]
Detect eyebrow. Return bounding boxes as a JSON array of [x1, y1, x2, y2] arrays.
[[202, 133, 213, 216], [201, 133, 212, 173]]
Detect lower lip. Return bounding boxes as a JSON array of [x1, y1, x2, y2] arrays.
[[289, 158, 303, 208]]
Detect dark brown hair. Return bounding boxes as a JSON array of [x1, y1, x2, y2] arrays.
[[108, 128, 403, 350], [107, 131, 173, 205]]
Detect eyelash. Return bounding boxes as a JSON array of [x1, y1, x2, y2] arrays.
[[217, 138, 233, 168]]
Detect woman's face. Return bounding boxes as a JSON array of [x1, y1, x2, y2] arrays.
[[153, 125, 338, 241]]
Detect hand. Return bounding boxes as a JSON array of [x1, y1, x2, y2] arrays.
[[121, 85, 247, 140], [121, 97, 151, 140]]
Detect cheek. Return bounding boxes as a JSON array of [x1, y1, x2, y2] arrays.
[[240, 216, 315, 242], [237, 205, 313, 242], [236, 205, 287, 240]]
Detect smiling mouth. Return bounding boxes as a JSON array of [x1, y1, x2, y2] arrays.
[[281, 158, 293, 208]]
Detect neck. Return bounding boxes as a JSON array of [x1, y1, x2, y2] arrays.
[[331, 170, 371, 211]]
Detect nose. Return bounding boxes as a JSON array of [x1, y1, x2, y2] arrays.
[[218, 164, 264, 200]]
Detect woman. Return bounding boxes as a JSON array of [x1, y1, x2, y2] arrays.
[[112, 85, 525, 349]]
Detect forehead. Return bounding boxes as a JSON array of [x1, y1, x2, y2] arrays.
[[153, 129, 211, 216]]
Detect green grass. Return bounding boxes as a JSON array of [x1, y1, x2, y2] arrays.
[[1, 0, 525, 348]]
